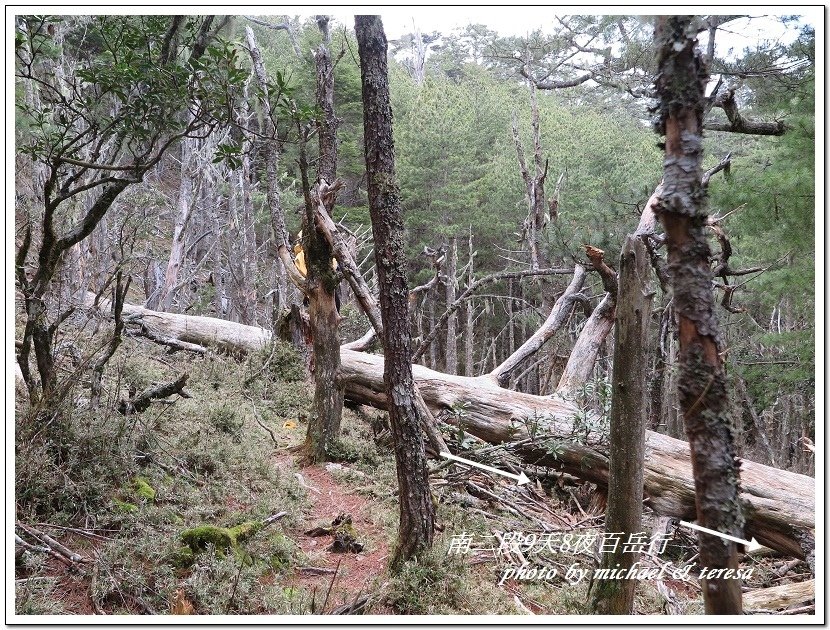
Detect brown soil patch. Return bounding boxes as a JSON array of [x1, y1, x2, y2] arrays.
[[31, 557, 95, 615], [285, 463, 390, 612]]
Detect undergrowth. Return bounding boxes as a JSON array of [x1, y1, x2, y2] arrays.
[[15, 324, 694, 617]]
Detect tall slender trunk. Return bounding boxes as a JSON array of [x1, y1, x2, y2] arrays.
[[232, 79, 259, 325], [211, 187, 224, 318], [444, 236, 458, 374], [158, 132, 196, 312], [355, 14, 434, 568], [591, 236, 654, 614], [428, 298, 437, 370], [654, 15, 743, 615], [464, 228, 475, 376]]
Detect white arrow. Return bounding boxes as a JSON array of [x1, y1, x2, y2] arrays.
[[439, 452, 530, 486], [679, 520, 764, 552]]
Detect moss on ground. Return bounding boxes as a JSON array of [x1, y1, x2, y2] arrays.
[[132, 476, 157, 501]]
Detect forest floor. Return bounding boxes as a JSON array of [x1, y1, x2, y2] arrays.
[[14, 330, 808, 617]]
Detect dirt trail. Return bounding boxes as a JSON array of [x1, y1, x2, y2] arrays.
[[276, 455, 391, 611]]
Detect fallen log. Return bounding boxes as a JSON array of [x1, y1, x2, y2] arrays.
[[85, 292, 272, 354], [743, 579, 815, 613], [88, 300, 814, 560], [339, 349, 814, 561]]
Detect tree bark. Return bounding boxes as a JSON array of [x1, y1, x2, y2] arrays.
[[743, 579, 814, 612], [302, 15, 344, 463], [355, 14, 435, 568], [654, 16, 743, 614], [590, 236, 654, 614]]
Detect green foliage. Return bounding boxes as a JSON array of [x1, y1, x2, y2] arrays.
[[208, 403, 244, 439], [15, 578, 66, 615], [707, 33, 815, 418], [16, 16, 244, 166], [385, 546, 468, 614], [392, 59, 660, 276], [15, 404, 148, 521], [245, 340, 306, 385]]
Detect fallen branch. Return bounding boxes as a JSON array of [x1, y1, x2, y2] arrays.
[[331, 593, 371, 615], [117, 373, 189, 415], [17, 522, 88, 563], [490, 266, 586, 386], [134, 323, 208, 355], [15, 534, 74, 567]]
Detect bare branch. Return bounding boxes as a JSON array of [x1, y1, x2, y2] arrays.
[[244, 15, 301, 58], [491, 266, 586, 386], [704, 88, 786, 136], [701, 152, 732, 188], [412, 267, 574, 362]]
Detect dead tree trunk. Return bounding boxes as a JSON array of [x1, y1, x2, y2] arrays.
[[157, 129, 197, 312], [464, 228, 475, 377], [230, 78, 259, 326], [590, 236, 654, 614], [512, 88, 549, 273], [491, 266, 585, 387], [302, 15, 345, 463], [654, 15, 743, 614], [557, 247, 617, 398], [355, 14, 435, 568], [512, 80, 553, 311], [445, 236, 458, 374]]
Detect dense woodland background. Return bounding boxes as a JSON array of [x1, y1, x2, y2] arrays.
[[13, 14, 815, 616]]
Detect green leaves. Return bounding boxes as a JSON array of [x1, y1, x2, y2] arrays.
[[213, 141, 243, 170], [17, 16, 244, 168]]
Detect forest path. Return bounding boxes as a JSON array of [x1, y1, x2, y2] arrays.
[[274, 454, 391, 612]]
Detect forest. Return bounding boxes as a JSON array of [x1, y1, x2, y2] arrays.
[[12, 12, 817, 620]]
